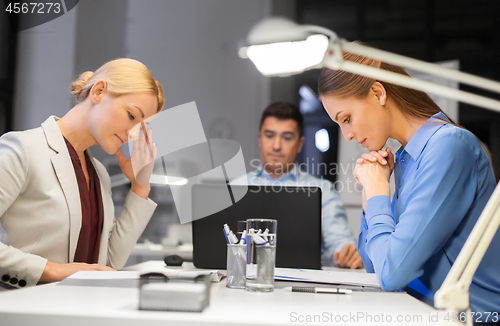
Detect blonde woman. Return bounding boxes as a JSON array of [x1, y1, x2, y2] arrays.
[[0, 58, 163, 288], [318, 48, 500, 323]]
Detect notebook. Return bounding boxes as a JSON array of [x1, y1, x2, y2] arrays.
[[191, 184, 322, 269]]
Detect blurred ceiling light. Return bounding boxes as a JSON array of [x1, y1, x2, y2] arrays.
[[315, 129, 330, 152]]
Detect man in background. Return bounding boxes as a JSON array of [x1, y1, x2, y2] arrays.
[[232, 102, 362, 268]]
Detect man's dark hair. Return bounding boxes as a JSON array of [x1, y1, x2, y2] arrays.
[[259, 102, 304, 137]]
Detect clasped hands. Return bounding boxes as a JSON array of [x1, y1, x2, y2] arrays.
[[353, 147, 395, 212], [334, 148, 395, 270]]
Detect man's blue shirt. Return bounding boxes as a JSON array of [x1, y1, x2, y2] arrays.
[[231, 164, 355, 266], [358, 112, 500, 319]]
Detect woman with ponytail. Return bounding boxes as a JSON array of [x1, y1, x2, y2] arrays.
[[318, 44, 500, 323], [0, 58, 164, 287]]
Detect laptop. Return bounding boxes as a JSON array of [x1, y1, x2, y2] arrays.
[[191, 184, 322, 269]]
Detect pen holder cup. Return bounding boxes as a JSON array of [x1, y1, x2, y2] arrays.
[[245, 219, 277, 292], [226, 244, 246, 289]]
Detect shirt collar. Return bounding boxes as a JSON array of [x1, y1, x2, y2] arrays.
[[403, 112, 449, 160], [254, 163, 299, 181]]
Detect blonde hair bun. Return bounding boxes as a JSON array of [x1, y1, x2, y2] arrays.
[[70, 58, 164, 112], [71, 71, 94, 101]]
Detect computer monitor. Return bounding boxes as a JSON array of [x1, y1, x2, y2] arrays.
[[191, 184, 322, 269]]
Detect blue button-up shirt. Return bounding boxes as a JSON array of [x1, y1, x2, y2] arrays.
[[231, 164, 355, 266], [358, 113, 500, 319]]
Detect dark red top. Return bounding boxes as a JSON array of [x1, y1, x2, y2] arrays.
[[64, 138, 104, 264]]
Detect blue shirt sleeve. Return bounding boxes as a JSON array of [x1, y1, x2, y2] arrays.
[[364, 129, 479, 291], [320, 179, 356, 266], [357, 210, 374, 273]]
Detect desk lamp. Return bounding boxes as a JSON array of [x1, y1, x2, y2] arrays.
[[238, 16, 500, 326]]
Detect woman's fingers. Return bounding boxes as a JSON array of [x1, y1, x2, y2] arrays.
[[91, 264, 116, 272], [385, 147, 395, 171], [128, 125, 156, 189], [147, 127, 153, 142], [361, 151, 387, 165], [147, 128, 155, 161], [357, 148, 393, 166], [40, 262, 116, 283], [136, 125, 154, 161], [132, 125, 155, 164]]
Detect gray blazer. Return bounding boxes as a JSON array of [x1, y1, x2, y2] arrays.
[[0, 116, 157, 288]]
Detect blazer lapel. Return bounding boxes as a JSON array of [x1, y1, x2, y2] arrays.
[[42, 116, 82, 263]]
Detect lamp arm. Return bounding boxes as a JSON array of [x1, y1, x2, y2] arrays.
[[341, 40, 500, 95], [301, 25, 338, 40], [322, 43, 500, 114]]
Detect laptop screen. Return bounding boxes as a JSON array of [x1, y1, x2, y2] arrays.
[[192, 184, 322, 269]]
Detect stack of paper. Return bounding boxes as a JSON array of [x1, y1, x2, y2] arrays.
[[275, 268, 381, 288]]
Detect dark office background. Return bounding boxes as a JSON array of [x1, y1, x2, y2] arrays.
[[0, 7, 16, 135], [1, 0, 500, 178]]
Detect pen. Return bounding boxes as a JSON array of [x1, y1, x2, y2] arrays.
[[239, 230, 247, 244], [228, 231, 238, 244], [283, 286, 352, 295], [251, 234, 268, 246], [262, 228, 269, 242], [223, 224, 231, 244]]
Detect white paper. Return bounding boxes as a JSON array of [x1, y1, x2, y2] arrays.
[[67, 271, 141, 280], [67, 270, 224, 282], [274, 268, 381, 288]]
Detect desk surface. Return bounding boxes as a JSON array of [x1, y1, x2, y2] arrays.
[[0, 261, 458, 326]]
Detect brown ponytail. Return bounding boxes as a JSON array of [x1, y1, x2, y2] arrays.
[[318, 41, 456, 125]]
